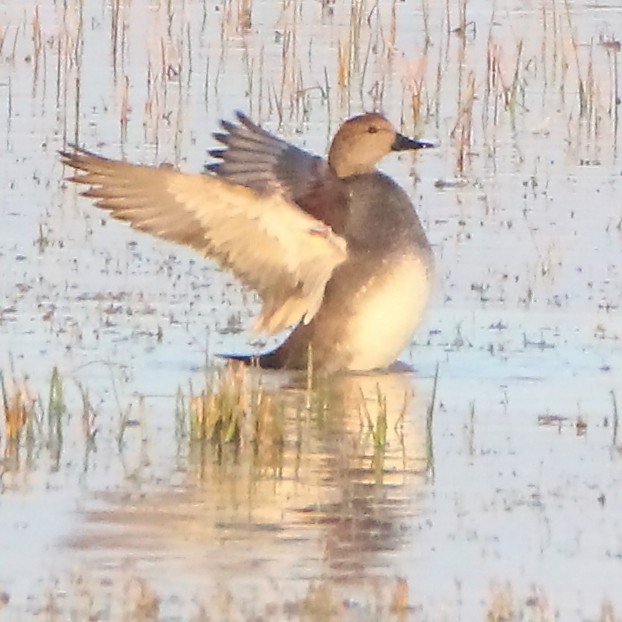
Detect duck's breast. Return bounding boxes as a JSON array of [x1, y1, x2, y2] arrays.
[[343, 252, 433, 371]]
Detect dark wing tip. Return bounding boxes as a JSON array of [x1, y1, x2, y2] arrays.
[[235, 110, 248, 122], [235, 110, 266, 134], [211, 132, 230, 146], [208, 148, 227, 159], [58, 144, 79, 163], [217, 111, 259, 134], [235, 110, 253, 125], [59, 145, 84, 171], [219, 119, 238, 134], [59, 144, 104, 168]]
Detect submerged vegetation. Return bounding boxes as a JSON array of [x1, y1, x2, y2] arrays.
[[175, 360, 420, 479], [1, 360, 425, 480], [183, 363, 286, 446], [1, 367, 66, 474]]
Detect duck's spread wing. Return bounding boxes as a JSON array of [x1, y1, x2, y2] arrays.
[[206, 112, 349, 233], [60, 147, 347, 333]]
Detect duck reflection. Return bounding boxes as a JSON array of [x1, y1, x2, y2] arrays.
[[285, 369, 432, 576], [77, 365, 434, 586]]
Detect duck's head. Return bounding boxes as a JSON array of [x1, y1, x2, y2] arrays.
[[328, 112, 434, 178]]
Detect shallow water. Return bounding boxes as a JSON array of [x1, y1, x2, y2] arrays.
[[1, 0, 621, 620]]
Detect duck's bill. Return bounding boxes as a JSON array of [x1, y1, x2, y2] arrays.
[[391, 134, 436, 151]]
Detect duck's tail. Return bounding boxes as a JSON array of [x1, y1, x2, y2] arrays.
[[218, 349, 284, 369]]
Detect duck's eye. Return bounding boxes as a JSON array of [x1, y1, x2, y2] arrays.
[[367, 126, 379, 134]]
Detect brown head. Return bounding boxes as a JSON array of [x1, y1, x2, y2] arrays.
[[327, 112, 434, 178]]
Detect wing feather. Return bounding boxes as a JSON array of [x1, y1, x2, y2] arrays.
[[207, 112, 349, 233], [60, 147, 347, 333]]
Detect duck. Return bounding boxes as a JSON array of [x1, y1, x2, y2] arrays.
[[59, 112, 434, 372]]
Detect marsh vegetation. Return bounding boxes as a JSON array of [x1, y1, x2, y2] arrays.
[[1, 0, 621, 619]]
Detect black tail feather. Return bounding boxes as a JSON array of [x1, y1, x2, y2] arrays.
[[217, 350, 284, 369]]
